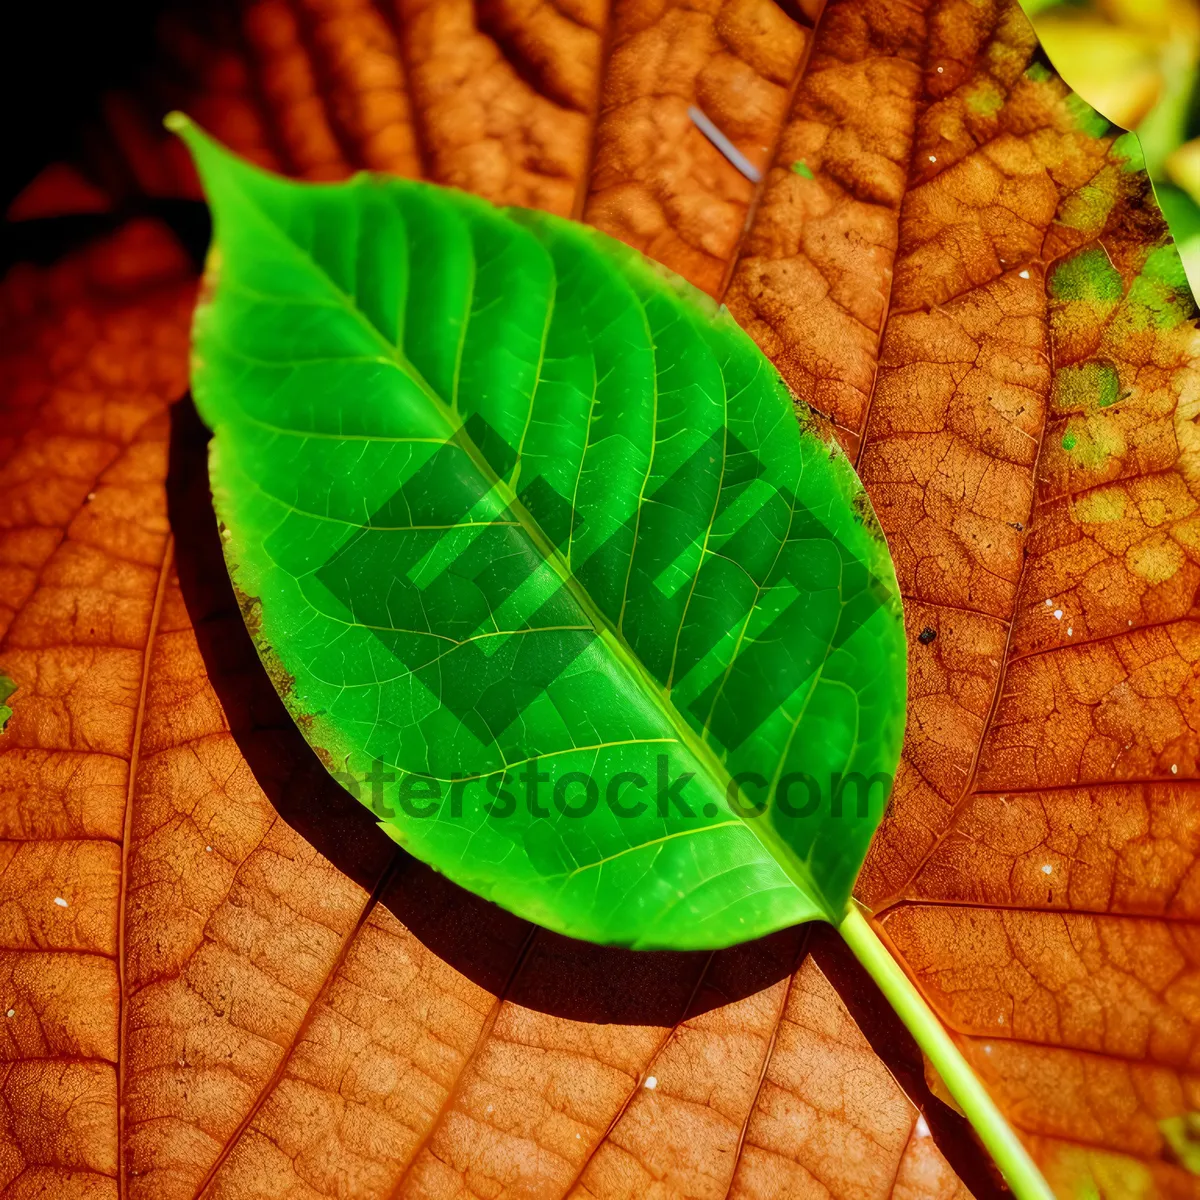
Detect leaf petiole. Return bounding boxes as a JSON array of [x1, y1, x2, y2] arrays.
[[838, 905, 1055, 1200]]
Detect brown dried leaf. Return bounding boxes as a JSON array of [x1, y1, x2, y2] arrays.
[[6, 0, 1200, 1195]]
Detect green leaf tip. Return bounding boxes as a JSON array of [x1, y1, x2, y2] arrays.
[[164, 111, 223, 171], [182, 128, 908, 951], [165, 111, 229, 161], [167, 113, 275, 208]]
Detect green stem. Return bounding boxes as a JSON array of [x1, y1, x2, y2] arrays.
[[839, 905, 1055, 1200]]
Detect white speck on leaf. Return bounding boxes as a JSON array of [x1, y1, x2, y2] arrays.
[[5, 1010, 13, 1019], [916, 1115, 931, 1136], [1042, 864, 1053, 875], [1172, 764, 1179, 774], [1054, 610, 1063, 620], [53, 897, 67, 908], [1019, 270, 1030, 279], [928, 155, 937, 163], [645, 1076, 657, 1090]]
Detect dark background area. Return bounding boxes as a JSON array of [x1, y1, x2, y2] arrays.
[[3, 0, 169, 213], [3, 0, 213, 272]]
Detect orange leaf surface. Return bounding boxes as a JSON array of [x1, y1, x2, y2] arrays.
[[3, 0, 1199, 1196]]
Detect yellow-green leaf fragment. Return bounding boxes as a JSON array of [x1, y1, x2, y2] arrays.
[[0, 675, 15, 733]]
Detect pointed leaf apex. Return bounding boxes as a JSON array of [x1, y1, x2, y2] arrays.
[[167, 113, 270, 179], [164, 111, 222, 170], [164, 113, 234, 197]]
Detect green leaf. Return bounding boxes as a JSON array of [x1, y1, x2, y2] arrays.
[[0, 674, 15, 734], [1153, 182, 1200, 300], [173, 116, 907, 950]]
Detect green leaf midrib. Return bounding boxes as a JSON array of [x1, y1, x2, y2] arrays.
[[213, 166, 836, 919]]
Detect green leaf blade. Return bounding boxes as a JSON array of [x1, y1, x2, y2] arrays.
[[176, 116, 907, 950]]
